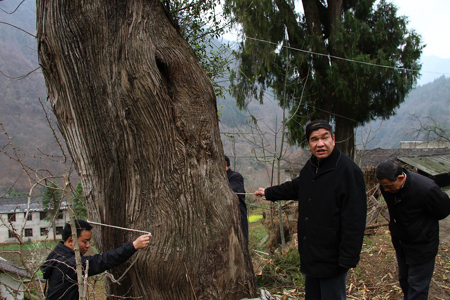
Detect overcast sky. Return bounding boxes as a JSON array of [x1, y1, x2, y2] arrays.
[[223, 0, 449, 59], [391, 0, 450, 59]]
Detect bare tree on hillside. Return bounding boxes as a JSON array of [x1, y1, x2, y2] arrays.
[[227, 57, 307, 249], [36, 1, 255, 299], [354, 121, 385, 166], [411, 115, 450, 143]]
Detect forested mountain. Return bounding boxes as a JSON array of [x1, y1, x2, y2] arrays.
[[0, 0, 63, 194], [356, 76, 450, 149], [419, 56, 450, 86], [1, 0, 449, 194]]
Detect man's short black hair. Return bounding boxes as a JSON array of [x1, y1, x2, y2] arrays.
[[305, 120, 333, 141], [62, 219, 92, 241], [376, 159, 403, 181], [225, 155, 230, 167]]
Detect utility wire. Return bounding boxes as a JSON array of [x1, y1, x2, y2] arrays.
[[245, 36, 450, 76]]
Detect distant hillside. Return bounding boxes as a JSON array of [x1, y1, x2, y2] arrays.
[[419, 56, 450, 86], [356, 76, 450, 149], [1, 0, 449, 194], [0, 1, 65, 194]]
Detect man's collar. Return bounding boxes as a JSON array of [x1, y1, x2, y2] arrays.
[[311, 146, 339, 165], [400, 172, 407, 188]]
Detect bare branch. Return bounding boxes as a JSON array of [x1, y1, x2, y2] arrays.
[[0, 66, 40, 80], [410, 114, 450, 143], [0, 21, 36, 37], [0, 0, 26, 14]]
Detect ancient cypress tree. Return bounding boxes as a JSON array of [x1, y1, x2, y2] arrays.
[[36, 1, 255, 298], [224, 0, 423, 157]]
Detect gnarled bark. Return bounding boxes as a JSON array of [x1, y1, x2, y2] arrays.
[[36, 1, 255, 299]]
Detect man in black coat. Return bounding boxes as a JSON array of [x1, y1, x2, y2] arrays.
[[376, 159, 450, 300], [255, 120, 367, 300], [41, 219, 151, 300], [226, 155, 249, 244]]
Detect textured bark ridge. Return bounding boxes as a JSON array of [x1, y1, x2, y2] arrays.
[[36, 1, 255, 299]]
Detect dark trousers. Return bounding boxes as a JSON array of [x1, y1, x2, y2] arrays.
[[396, 249, 435, 300], [305, 271, 348, 300]]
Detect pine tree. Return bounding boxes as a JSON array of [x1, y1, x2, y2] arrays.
[[73, 182, 87, 219], [42, 181, 62, 240]]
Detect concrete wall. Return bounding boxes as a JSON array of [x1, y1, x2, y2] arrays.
[[0, 273, 25, 300], [401, 141, 450, 149]]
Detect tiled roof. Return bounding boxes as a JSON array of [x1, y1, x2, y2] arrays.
[[356, 148, 450, 171], [0, 197, 67, 213], [280, 149, 310, 171], [399, 153, 450, 176]]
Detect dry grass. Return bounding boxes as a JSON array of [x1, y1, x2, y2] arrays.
[[2, 219, 449, 300], [250, 225, 450, 300], [347, 227, 450, 300]]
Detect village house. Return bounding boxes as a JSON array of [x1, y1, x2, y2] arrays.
[[0, 197, 68, 244]]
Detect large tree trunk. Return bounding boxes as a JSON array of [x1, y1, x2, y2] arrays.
[[335, 117, 355, 159], [302, 0, 356, 159], [36, 1, 255, 299]]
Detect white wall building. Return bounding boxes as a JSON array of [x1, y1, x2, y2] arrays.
[[0, 197, 68, 244], [401, 140, 450, 149]]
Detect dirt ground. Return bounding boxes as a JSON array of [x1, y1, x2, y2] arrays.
[[256, 219, 450, 300], [440, 216, 450, 244], [252, 194, 450, 300], [345, 220, 450, 300], [2, 201, 450, 299]]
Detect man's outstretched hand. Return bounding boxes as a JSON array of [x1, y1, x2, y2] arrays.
[[133, 233, 152, 250], [255, 188, 265, 198]]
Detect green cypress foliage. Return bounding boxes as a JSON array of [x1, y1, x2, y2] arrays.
[[223, 0, 423, 155], [164, 0, 232, 97], [42, 181, 63, 221], [73, 182, 87, 219]]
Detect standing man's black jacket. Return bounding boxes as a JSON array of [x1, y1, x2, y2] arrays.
[[265, 147, 367, 278], [41, 241, 137, 300], [380, 169, 450, 264], [227, 168, 248, 243]]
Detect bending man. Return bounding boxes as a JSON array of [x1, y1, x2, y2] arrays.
[[376, 159, 450, 300]]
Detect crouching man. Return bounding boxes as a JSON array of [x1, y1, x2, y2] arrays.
[[41, 219, 151, 300]]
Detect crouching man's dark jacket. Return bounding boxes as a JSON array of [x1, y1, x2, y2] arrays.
[[265, 147, 367, 278], [41, 241, 136, 300], [380, 169, 450, 264]]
